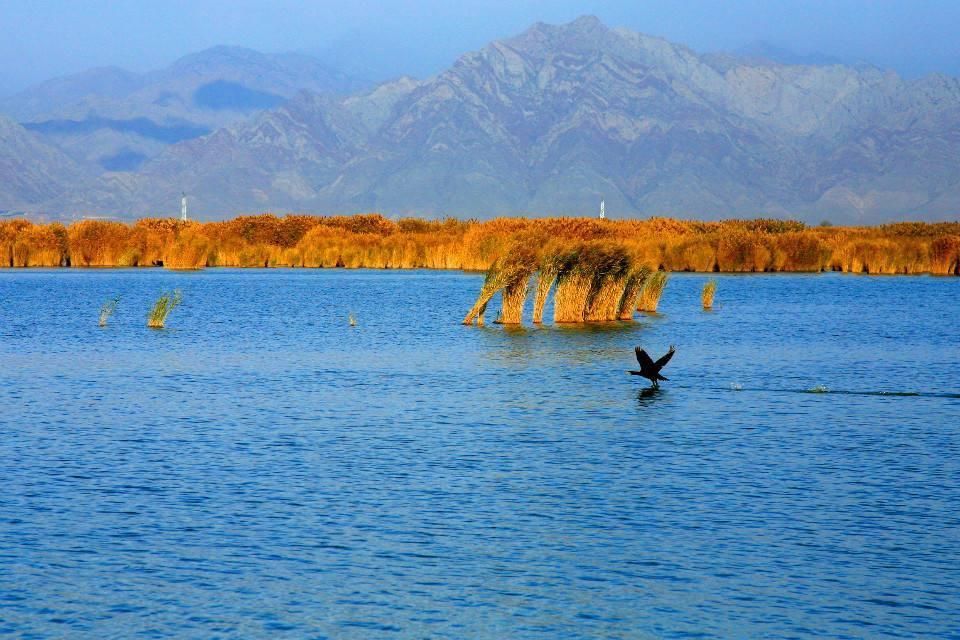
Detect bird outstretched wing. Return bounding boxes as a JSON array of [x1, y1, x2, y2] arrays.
[[655, 345, 676, 370], [635, 346, 656, 370]]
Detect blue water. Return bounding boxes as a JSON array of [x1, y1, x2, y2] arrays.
[[1, 269, 958, 639]]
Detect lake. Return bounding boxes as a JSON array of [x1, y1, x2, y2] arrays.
[[1, 269, 958, 638]]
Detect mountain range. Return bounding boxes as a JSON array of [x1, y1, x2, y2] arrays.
[[0, 46, 361, 175], [3, 16, 960, 224]]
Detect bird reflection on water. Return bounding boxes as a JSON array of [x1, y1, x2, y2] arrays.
[[636, 385, 666, 406]]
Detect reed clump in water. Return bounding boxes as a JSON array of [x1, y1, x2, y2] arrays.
[[532, 247, 580, 323], [532, 270, 555, 324], [701, 279, 717, 310], [638, 270, 668, 312], [98, 296, 120, 327], [463, 268, 503, 326], [617, 266, 651, 320], [468, 240, 643, 325], [497, 276, 531, 324], [552, 245, 596, 323], [584, 245, 633, 322], [147, 289, 183, 329], [463, 242, 539, 325], [551, 243, 639, 323]]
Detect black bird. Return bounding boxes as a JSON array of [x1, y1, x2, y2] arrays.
[[629, 345, 676, 388]]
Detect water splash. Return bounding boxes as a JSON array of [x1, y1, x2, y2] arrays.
[[808, 384, 830, 393], [730, 382, 743, 391]]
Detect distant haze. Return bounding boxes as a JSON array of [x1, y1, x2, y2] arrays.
[[2, 0, 960, 95]]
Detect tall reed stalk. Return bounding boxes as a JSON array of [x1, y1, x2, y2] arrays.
[[463, 268, 504, 325], [532, 272, 556, 324], [552, 245, 596, 323], [147, 289, 183, 329], [476, 300, 488, 326], [617, 267, 650, 320], [532, 249, 575, 323], [463, 244, 538, 325], [637, 270, 668, 312], [497, 277, 530, 324], [98, 296, 120, 327], [585, 246, 632, 321], [701, 279, 717, 309]]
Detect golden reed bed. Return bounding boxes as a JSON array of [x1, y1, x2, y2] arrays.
[[1, 214, 958, 276]]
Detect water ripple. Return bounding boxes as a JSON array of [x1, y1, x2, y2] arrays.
[[1, 269, 958, 638]]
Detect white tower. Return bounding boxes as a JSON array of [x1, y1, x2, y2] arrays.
[[599, 199, 605, 220], [180, 192, 188, 222]]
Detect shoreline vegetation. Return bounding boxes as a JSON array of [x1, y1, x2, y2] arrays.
[[1, 214, 959, 276]]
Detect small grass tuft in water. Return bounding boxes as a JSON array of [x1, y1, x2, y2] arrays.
[[701, 279, 717, 310], [147, 289, 183, 329], [99, 296, 120, 327]]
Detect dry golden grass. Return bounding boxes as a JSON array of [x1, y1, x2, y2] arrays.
[[475, 300, 489, 326], [497, 278, 530, 324], [2, 215, 958, 276], [165, 226, 210, 270], [532, 272, 556, 324], [931, 236, 960, 275], [637, 271, 669, 313], [5, 213, 956, 330], [553, 273, 593, 322], [470, 241, 656, 325], [531, 245, 578, 323], [463, 242, 539, 325], [66, 220, 131, 267], [553, 245, 597, 323], [617, 267, 651, 320], [584, 245, 632, 322]]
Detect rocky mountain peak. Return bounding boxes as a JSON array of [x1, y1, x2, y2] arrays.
[[6, 17, 960, 223], [167, 46, 289, 76]]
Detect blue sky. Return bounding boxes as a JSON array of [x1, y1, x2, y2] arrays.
[[2, 0, 959, 94]]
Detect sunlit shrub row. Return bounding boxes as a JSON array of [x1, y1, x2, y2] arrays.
[[1, 214, 958, 275]]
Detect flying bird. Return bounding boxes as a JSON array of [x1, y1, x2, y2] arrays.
[[629, 345, 676, 388]]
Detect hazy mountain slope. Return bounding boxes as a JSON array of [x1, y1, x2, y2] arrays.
[[0, 115, 89, 211], [0, 67, 145, 122], [17, 17, 960, 222], [0, 46, 363, 172]]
